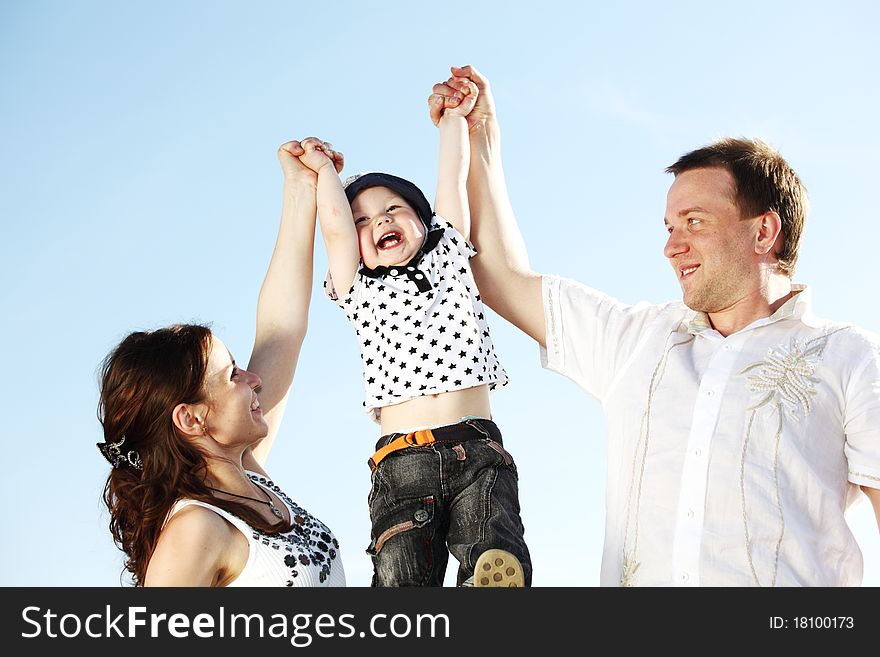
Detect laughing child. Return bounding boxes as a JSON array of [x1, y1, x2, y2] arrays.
[[296, 79, 530, 587]]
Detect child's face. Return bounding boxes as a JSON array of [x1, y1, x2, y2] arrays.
[[351, 186, 426, 269]]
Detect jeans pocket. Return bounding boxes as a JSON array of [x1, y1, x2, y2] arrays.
[[485, 438, 516, 470], [366, 494, 436, 557]]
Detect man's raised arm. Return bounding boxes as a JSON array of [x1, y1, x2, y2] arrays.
[[430, 65, 546, 346]]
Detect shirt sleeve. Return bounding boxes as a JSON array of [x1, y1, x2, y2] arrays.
[[323, 268, 364, 309], [539, 275, 676, 400], [844, 331, 880, 489], [434, 215, 477, 259]]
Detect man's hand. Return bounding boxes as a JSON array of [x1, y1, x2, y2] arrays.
[[428, 65, 495, 133], [296, 137, 345, 175]]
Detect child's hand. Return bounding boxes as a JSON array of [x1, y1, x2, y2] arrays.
[[437, 77, 478, 119], [429, 83, 466, 123], [298, 137, 344, 175]]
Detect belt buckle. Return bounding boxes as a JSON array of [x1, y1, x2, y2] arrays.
[[410, 429, 435, 446]]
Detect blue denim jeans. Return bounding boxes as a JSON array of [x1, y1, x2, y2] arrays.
[[366, 418, 532, 586]]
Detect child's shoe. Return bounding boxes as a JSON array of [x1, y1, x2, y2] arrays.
[[473, 549, 525, 587]]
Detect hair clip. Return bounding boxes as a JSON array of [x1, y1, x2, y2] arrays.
[[96, 435, 143, 471]]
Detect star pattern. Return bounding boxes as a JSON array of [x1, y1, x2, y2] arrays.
[[324, 217, 508, 422]]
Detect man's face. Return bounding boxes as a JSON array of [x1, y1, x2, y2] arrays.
[[663, 167, 761, 314]]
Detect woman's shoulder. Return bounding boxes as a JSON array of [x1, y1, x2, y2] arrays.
[[167, 500, 235, 531], [146, 502, 246, 586], [160, 503, 242, 557]]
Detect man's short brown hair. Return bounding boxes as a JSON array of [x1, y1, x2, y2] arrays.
[[666, 138, 808, 277]]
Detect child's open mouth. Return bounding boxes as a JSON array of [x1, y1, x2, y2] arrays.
[[377, 231, 403, 250]]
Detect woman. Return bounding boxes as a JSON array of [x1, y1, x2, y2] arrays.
[[96, 139, 346, 586]]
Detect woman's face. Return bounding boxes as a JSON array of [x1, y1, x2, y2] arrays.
[[199, 337, 267, 446]]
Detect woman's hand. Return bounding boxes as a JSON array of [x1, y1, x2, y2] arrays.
[[277, 139, 343, 188]]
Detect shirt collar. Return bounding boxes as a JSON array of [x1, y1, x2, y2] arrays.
[[685, 283, 818, 335]]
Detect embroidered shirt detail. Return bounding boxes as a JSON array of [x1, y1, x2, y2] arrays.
[[740, 337, 825, 422], [849, 470, 880, 482], [620, 332, 695, 587], [737, 328, 848, 586], [547, 278, 559, 358]]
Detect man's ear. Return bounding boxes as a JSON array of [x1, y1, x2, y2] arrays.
[[172, 403, 207, 438], [755, 211, 783, 256]]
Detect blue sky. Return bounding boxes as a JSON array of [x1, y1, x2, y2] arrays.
[[2, 0, 878, 586]]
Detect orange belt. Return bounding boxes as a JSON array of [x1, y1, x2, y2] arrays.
[[368, 429, 436, 472]]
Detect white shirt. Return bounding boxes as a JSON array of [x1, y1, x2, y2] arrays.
[[541, 276, 880, 586], [325, 217, 508, 422], [168, 472, 346, 587]]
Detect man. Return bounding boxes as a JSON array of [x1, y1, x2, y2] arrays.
[[429, 66, 880, 586]]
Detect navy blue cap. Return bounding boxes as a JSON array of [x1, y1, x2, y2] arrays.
[[343, 172, 433, 229]]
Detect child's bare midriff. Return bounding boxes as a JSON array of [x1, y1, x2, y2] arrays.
[[379, 384, 491, 435]]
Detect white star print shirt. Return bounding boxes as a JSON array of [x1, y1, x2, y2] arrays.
[[542, 277, 880, 586], [325, 216, 508, 422]]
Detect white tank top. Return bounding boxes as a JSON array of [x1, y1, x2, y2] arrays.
[[168, 471, 345, 587]]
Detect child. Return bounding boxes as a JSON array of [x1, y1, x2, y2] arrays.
[[297, 80, 531, 587]]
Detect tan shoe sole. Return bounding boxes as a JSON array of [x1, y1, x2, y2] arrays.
[[474, 549, 525, 587]]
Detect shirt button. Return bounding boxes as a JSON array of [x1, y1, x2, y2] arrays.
[[694, 448, 702, 457], [407, 267, 415, 271], [390, 269, 399, 276], [414, 510, 429, 523], [706, 390, 713, 397], [680, 572, 689, 582], [686, 509, 694, 519], [415, 273, 424, 280], [723, 345, 731, 351]]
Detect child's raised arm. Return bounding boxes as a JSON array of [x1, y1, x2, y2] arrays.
[[299, 137, 361, 293], [433, 78, 478, 239]]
